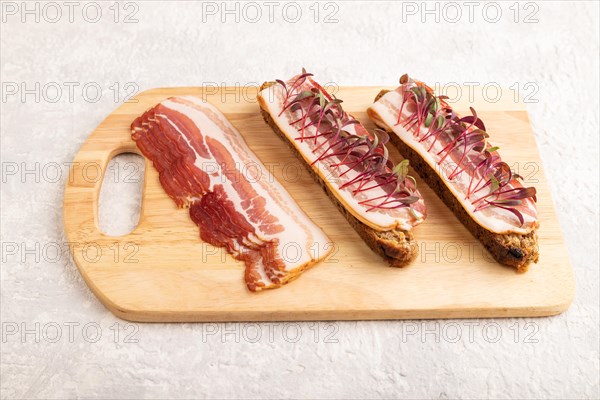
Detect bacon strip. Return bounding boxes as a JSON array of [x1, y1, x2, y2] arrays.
[[131, 96, 331, 291]]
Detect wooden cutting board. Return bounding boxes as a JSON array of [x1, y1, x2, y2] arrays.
[[63, 86, 575, 322]]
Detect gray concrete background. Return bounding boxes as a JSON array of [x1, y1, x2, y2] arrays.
[[1, 1, 599, 398]]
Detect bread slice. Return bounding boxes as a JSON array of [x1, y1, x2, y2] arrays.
[[259, 82, 417, 267], [372, 90, 539, 271]]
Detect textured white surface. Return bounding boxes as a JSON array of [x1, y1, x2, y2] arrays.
[[1, 1, 599, 399]]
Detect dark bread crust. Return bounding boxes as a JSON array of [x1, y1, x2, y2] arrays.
[[373, 89, 539, 271], [259, 82, 417, 267]]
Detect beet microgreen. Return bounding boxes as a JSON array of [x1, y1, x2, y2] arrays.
[[394, 74, 536, 225], [275, 70, 422, 214]]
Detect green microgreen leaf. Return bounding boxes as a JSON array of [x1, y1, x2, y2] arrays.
[[489, 174, 500, 193], [425, 112, 434, 127], [393, 159, 410, 180]]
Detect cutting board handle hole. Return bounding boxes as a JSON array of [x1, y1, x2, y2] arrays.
[[97, 152, 145, 236]]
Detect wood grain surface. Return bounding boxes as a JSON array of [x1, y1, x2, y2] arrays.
[[63, 86, 575, 322]]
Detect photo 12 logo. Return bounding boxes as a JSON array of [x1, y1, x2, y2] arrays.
[[1, 160, 144, 185], [1, 81, 139, 104], [433, 81, 540, 104], [1, 240, 140, 265], [197, 81, 340, 103], [200, 240, 340, 265], [2, 321, 140, 344], [1, 1, 140, 24], [200, 322, 339, 344], [400, 1, 540, 24], [400, 321, 540, 343], [200, 1, 340, 23]]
